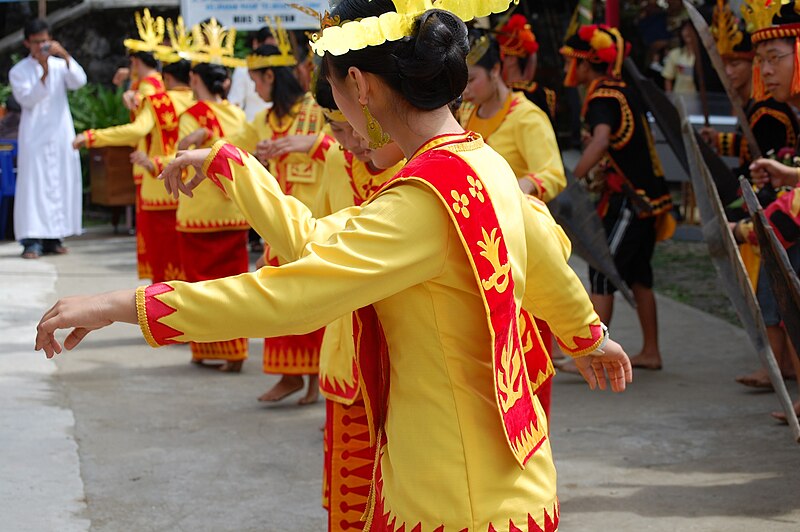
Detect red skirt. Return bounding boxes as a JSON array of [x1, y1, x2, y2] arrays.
[[135, 184, 152, 280], [323, 399, 372, 532], [178, 229, 249, 361], [262, 328, 324, 374], [139, 208, 182, 283]]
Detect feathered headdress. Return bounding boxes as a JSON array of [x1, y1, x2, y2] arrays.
[[559, 24, 630, 86]]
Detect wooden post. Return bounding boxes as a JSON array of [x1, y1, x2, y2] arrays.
[[38, 0, 46, 18], [605, 0, 619, 27]]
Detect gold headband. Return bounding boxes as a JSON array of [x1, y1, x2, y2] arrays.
[[310, 0, 517, 57], [322, 108, 347, 122], [246, 16, 297, 69]]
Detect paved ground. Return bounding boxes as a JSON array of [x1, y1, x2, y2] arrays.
[[1, 230, 799, 532]]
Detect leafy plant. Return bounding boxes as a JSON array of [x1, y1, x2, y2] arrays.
[[68, 83, 130, 133], [0, 83, 11, 106]]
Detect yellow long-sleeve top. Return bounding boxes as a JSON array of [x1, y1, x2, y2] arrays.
[[137, 135, 601, 529], [460, 91, 566, 202], [176, 100, 249, 232], [129, 74, 165, 185], [85, 88, 194, 210], [228, 92, 330, 210]]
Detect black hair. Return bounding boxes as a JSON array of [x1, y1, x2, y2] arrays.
[[584, 59, 609, 74], [254, 26, 274, 46], [251, 44, 306, 119], [313, 74, 338, 111], [163, 59, 191, 85], [191, 63, 229, 97], [322, 0, 469, 111], [24, 19, 48, 39], [469, 29, 501, 72], [131, 51, 159, 69]]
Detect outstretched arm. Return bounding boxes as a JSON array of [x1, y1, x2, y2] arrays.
[[36, 180, 449, 355], [161, 142, 359, 263]]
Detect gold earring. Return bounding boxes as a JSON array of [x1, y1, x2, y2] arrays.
[[362, 104, 390, 149]]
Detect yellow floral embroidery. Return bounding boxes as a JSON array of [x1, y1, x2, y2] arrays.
[[498, 328, 523, 413], [467, 175, 485, 203], [451, 189, 470, 218], [478, 227, 510, 293]]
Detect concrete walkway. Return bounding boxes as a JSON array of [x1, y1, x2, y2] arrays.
[[0, 231, 798, 531]]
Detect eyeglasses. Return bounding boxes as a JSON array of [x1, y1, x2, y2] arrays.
[[757, 51, 794, 67]]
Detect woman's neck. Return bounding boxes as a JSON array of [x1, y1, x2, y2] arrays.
[[196, 88, 222, 103], [383, 106, 465, 160], [477, 82, 510, 119]]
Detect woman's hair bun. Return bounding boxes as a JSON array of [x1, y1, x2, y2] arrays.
[[191, 62, 229, 97], [393, 9, 469, 110]]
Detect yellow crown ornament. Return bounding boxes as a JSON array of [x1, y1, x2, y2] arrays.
[[712, 0, 745, 57], [310, 0, 518, 56], [246, 16, 298, 69], [123, 8, 166, 53], [153, 16, 194, 64], [184, 18, 246, 68]]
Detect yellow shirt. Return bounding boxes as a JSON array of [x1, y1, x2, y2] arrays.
[[176, 101, 249, 232], [86, 88, 194, 210], [137, 136, 600, 529], [460, 91, 566, 201], [229, 92, 327, 210]]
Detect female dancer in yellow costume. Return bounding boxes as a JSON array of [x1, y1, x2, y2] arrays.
[[36, 0, 633, 529], [233, 42, 333, 403], [174, 59, 250, 372]]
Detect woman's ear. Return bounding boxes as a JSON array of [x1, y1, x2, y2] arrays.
[[348, 67, 370, 105], [491, 62, 503, 80]]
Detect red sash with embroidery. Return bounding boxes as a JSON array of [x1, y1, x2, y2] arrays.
[[355, 144, 547, 468], [146, 93, 179, 155], [186, 101, 225, 139]]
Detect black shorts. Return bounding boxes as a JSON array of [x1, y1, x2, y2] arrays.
[[589, 197, 656, 295]]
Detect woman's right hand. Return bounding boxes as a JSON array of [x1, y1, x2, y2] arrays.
[[35, 289, 138, 359], [72, 133, 86, 150], [158, 149, 212, 199]]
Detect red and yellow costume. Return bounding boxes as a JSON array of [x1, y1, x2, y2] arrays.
[[459, 91, 566, 202], [131, 73, 165, 279], [315, 147, 405, 532], [137, 133, 605, 530], [176, 100, 250, 362], [85, 87, 193, 282], [229, 92, 334, 376]]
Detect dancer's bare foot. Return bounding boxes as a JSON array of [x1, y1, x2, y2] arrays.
[[218, 360, 243, 373], [735, 368, 773, 389], [258, 375, 304, 402], [191, 359, 224, 369], [298, 374, 319, 405], [770, 401, 800, 424], [629, 351, 662, 370]]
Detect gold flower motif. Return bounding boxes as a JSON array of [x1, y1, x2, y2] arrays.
[[451, 189, 470, 218], [467, 175, 485, 203]]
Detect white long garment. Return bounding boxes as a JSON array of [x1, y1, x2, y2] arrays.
[[10, 55, 86, 241]]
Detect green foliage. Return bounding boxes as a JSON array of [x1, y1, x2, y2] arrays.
[[234, 31, 251, 59], [0, 83, 10, 106], [68, 84, 130, 133]]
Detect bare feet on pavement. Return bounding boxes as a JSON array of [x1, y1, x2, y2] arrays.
[[629, 351, 662, 370], [770, 400, 800, 424], [258, 375, 304, 402], [735, 368, 774, 389]]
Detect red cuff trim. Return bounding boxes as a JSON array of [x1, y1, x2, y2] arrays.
[[85, 130, 95, 148], [556, 323, 604, 357], [202, 141, 248, 191], [138, 283, 183, 346]]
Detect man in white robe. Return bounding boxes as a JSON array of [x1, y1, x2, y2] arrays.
[[10, 19, 86, 258]]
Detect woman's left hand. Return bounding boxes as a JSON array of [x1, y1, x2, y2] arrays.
[[158, 149, 212, 199]]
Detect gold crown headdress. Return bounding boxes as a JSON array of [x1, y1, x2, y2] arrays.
[[310, 0, 518, 56], [153, 16, 194, 64], [742, 0, 786, 37], [712, 0, 749, 58], [246, 16, 298, 69], [466, 34, 490, 66], [124, 9, 165, 53], [183, 18, 246, 68]]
